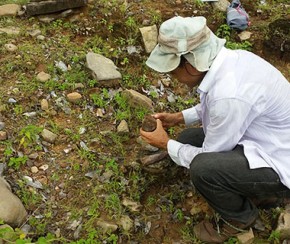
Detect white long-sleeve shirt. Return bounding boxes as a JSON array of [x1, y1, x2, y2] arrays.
[[167, 47, 290, 189]]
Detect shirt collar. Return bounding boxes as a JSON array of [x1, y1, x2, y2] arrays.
[[197, 47, 229, 93]]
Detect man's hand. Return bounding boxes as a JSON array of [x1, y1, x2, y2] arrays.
[[140, 119, 169, 149], [153, 112, 184, 128]]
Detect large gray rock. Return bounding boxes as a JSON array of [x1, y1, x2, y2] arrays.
[[0, 27, 20, 35], [276, 210, 290, 240], [0, 4, 21, 16], [139, 25, 158, 53], [0, 177, 27, 227], [122, 89, 153, 111], [25, 0, 87, 16], [211, 0, 230, 12], [86, 52, 122, 86]]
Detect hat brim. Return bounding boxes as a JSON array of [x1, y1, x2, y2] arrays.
[[146, 45, 181, 73]]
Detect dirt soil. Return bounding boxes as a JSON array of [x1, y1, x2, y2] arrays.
[[0, 0, 289, 243]]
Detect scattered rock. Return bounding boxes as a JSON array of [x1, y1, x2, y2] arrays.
[[4, 43, 18, 52], [0, 4, 21, 16], [86, 52, 122, 85], [122, 198, 142, 213], [39, 164, 48, 171], [23, 176, 43, 189], [0, 224, 15, 240], [119, 215, 134, 231], [41, 99, 49, 110], [117, 120, 129, 133], [0, 163, 6, 177], [136, 136, 159, 152], [31, 166, 39, 173], [96, 219, 118, 233], [0, 122, 5, 130], [211, 0, 230, 12], [140, 151, 168, 166], [139, 25, 158, 53], [36, 71, 51, 82], [36, 35, 45, 41], [0, 131, 8, 141], [276, 210, 290, 240], [25, 0, 87, 16], [28, 29, 42, 37], [0, 177, 27, 227], [122, 89, 154, 111], [142, 115, 157, 132], [236, 228, 255, 244], [38, 9, 76, 23], [28, 152, 39, 160], [55, 60, 68, 72], [96, 108, 104, 117], [8, 98, 17, 103], [67, 92, 82, 103], [41, 129, 57, 143], [238, 31, 252, 41], [0, 27, 20, 35]]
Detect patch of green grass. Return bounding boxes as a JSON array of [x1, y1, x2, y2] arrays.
[[19, 124, 42, 148], [216, 24, 253, 51], [0, 0, 29, 4]]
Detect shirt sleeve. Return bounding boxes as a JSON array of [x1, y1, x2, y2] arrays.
[[168, 98, 254, 168], [182, 104, 201, 126]]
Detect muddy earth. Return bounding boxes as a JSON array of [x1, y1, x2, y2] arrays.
[[0, 0, 289, 243]]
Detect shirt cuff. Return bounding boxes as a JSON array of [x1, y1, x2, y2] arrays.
[[182, 107, 199, 126], [167, 139, 183, 166]]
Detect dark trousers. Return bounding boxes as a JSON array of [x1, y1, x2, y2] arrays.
[[177, 128, 290, 224]]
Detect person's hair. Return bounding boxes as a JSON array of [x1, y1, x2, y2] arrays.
[[178, 55, 187, 68]]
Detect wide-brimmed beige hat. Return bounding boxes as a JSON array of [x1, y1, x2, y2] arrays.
[[146, 16, 226, 72]]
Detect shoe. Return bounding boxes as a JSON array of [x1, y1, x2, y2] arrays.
[[193, 215, 256, 243]]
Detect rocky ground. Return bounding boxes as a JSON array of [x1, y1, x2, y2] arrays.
[[0, 0, 289, 243]]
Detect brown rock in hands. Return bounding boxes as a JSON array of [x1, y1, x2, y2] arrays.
[[142, 115, 157, 132]]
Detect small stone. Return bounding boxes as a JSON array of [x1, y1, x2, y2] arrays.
[[0, 122, 5, 130], [276, 211, 290, 239], [141, 115, 156, 132], [0, 27, 20, 35], [36, 71, 51, 82], [0, 131, 8, 141], [96, 220, 118, 233], [0, 224, 15, 240], [31, 166, 39, 173], [39, 164, 48, 171], [117, 120, 129, 133], [238, 31, 252, 41], [41, 129, 57, 143], [140, 151, 168, 166], [236, 228, 255, 244], [35, 175, 48, 185], [37, 35, 45, 41], [28, 29, 41, 37], [4, 43, 18, 52], [8, 98, 17, 103], [136, 136, 159, 152], [28, 152, 39, 159], [121, 198, 142, 213], [67, 92, 82, 103], [139, 25, 158, 53], [96, 108, 104, 117], [40, 99, 49, 110], [119, 215, 133, 231], [74, 83, 84, 89], [0, 177, 27, 227]]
